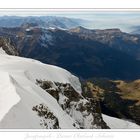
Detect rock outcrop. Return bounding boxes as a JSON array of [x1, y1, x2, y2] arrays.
[[0, 37, 19, 56], [36, 80, 109, 129]]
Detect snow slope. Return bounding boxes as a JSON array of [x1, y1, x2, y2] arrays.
[[102, 114, 140, 129], [0, 51, 81, 128], [0, 71, 20, 121]]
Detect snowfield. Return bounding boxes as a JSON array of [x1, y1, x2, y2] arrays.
[[0, 48, 139, 129], [102, 114, 140, 129], [0, 72, 20, 121]]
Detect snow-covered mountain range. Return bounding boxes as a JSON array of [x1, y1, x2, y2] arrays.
[[0, 38, 139, 129]]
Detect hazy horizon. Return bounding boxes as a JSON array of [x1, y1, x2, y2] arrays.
[[0, 11, 140, 32]]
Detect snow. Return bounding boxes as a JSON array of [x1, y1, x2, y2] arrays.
[[58, 93, 68, 105], [26, 28, 31, 32], [46, 27, 66, 30], [0, 54, 81, 128], [0, 72, 20, 121], [102, 114, 140, 129], [0, 55, 81, 93], [48, 27, 56, 30], [0, 47, 6, 54], [84, 113, 94, 128], [40, 30, 54, 47], [66, 99, 99, 129]]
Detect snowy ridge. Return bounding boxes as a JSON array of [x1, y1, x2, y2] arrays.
[[0, 54, 81, 93], [0, 53, 81, 128], [0, 74, 77, 129]]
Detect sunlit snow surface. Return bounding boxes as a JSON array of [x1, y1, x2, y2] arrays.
[[102, 114, 140, 129], [0, 48, 6, 54]]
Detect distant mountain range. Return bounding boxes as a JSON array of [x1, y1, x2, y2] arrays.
[[0, 16, 90, 29], [130, 26, 140, 35]]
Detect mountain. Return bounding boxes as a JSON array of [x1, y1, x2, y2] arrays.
[[131, 30, 140, 35], [0, 16, 89, 29], [130, 26, 140, 35], [69, 26, 140, 60], [1, 25, 140, 80]]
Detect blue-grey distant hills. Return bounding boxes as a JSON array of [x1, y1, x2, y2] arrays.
[[130, 26, 140, 35], [0, 16, 90, 29]]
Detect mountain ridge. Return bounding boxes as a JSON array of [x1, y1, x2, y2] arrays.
[[1, 26, 140, 80]]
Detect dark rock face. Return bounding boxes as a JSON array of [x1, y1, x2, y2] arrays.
[[36, 80, 109, 129], [129, 105, 140, 125], [32, 104, 59, 129], [0, 37, 19, 56]]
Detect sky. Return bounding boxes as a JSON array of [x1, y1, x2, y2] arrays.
[[0, 10, 140, 32]]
